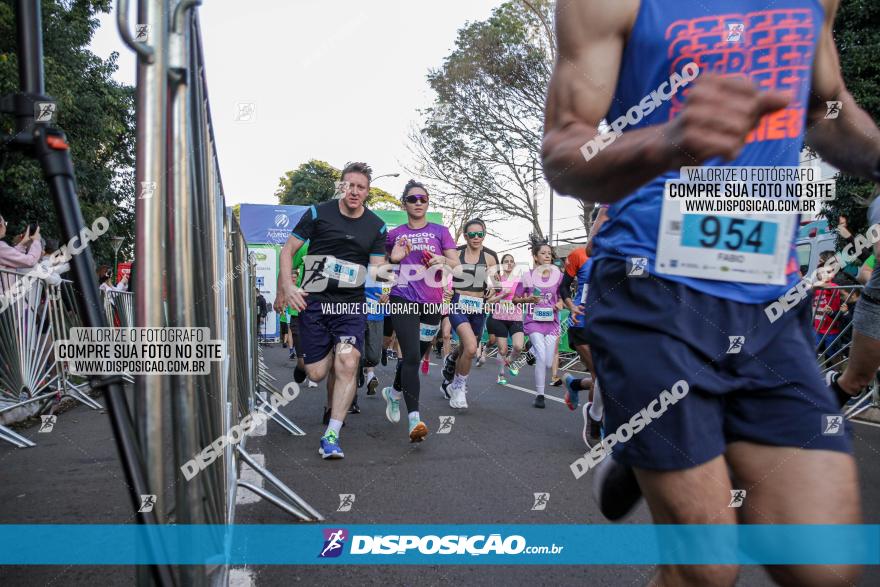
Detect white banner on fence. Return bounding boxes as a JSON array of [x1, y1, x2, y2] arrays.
[[249, 245, 279, 339]]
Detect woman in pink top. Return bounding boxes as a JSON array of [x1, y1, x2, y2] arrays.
[[486, 253, 524, 384], [0, 216, 43, 270], [512, 236, 563, 409]]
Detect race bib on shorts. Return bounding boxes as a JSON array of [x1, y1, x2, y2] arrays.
[[458, 294, 484, 313], [533, 307, 554, 322], [419, 323, 440, 342], [323, 258, 360, 285], [655, 194, 794, 285]]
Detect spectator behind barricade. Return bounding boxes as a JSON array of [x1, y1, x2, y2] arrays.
[[813, 251, 844, 355], [0, 213, 43, 270], [256, 287, 268, 337], [97, 264, 125, 292], [36, 239, 70, 286]]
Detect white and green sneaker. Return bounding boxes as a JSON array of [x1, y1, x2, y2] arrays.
[[381, 386, 400, 423]]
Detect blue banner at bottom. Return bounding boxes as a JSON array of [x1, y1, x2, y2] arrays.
[[1, 525, 878, 565]]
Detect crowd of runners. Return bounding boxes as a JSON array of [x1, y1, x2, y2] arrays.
[[269, 0, 880, 584], [272, 167, 587, 453]]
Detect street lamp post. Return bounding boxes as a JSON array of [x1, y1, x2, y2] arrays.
[[372, 172, 400, 183], [110, 236, 125, 282]]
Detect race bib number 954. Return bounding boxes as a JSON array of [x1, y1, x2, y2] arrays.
[[655, 195, 794, 285]]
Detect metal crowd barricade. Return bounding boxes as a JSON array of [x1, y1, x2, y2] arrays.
[[0, 269, 102, 447], [811, 283, 880, 420], [120, 1, 322, 577], [5, 0, 322, 579]]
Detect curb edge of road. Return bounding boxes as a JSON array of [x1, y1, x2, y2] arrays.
[[854, 407, 880, 424]]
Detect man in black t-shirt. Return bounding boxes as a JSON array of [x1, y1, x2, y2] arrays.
[[275, 162, 387, 460]]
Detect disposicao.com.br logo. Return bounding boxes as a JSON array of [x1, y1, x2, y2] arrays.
[[318, 529, 563, 557]]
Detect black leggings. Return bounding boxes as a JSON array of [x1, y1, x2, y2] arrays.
[[389, 296, 440, 414]]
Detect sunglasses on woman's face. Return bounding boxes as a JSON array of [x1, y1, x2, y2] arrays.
[[466, 231, 485, 239], [404, 195, 429, 204]]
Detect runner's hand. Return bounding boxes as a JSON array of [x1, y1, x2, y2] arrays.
[[664, 74, 790, 165], [390, 237, 411, 262], [569, 303, 585, 319], [275, 284, 308, 313], [425, 252, 446, 267]]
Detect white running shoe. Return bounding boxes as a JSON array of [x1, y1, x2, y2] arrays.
[[381, 386, 400, 423], [307, 379, 318, 388], [449, 383, 468, 409]]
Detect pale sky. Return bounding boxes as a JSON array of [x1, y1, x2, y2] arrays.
[[91, 0, 587, 262]]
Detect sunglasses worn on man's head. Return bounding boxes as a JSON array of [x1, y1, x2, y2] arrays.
[[466, 231, 485, 238], [404, 195, 429, 204]]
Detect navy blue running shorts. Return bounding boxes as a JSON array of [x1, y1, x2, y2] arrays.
[[449, 292, 487, 335], [297, 300, 366, 365], [584, 259, 852, 471]]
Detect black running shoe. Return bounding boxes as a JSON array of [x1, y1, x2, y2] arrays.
[[592, 456, 643, 521], [357, 368, 365, 389], [294, 364, 307, 384], [381, 349, 388, 366], [525, 352, 536, 366], [533, 394, 545, 409], [442, 353, 456, 383], [550, 376, 563, 387], [348, 399, 361, 415], [367, 376, 379, 396], [825, 370, 857, 408], [441, 379, 451, 400]]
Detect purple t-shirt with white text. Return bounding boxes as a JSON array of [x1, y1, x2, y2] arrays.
[[515, 266, 562, 336], [386, 222, 457, 303]]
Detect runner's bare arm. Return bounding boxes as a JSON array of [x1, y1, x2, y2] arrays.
[[543, 0, 789, 203], [443, 248, 460, 268], [542, 0, 645, 203], [274, 235, 305, 313], [484, 255, 499, 294], [805, 0, 880, 181]]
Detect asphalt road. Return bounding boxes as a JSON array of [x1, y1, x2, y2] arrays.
[[1, 345, 878, 586]]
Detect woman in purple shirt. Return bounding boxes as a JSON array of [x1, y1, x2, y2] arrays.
[[382, 180, 459, 442], [513, 236, 563, 409]]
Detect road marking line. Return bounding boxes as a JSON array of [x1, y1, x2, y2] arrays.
[[851, 418, 880, 429], [502, 382, 566, 404], [236, 453, 265, 505], [229, 568, 255, 587], [249, 417, 267, 437]]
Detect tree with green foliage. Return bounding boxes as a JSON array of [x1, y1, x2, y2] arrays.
[[0, 0, 135, 266], [275, 159, 399, 210], [821, 1, 880, 252], [409, 0, 573, 238]]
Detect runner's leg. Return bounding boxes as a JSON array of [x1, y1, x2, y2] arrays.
[[634, 457, 740, 587], [327, 344, 360, 431], [725, 442, 862, 587], [496, 334, 509, 376], [454, 323, 478, 378], [389, 311, 419, 409], [838, 241, 880, 396], [530, 332, 555, 396], [510, 329, 524, 362]]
